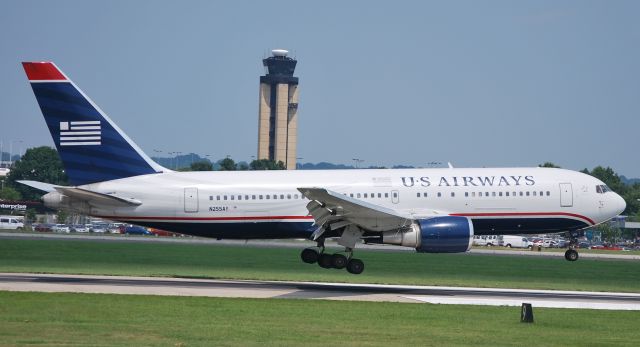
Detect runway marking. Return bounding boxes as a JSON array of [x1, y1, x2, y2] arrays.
[[1, 273, 639, 310]]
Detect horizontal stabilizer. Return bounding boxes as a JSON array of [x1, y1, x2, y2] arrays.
[[17, 180, 59, 193], [54, 186, 142, 206]]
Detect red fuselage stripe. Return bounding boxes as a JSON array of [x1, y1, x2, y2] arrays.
[[95, 215, 314, 222], [449, 212, 595, 225]]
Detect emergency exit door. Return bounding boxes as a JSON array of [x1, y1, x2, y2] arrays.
[[559, 183, 573, 207], [184, 187, 199, 213]]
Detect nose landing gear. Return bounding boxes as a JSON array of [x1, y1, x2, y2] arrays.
[[564, 249, 579, 261]]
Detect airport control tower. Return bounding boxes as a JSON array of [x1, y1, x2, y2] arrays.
[[257, 49, 299, 170]]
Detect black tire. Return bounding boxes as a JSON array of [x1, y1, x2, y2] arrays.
[[565, 249, 579, 262], [506, 244, 512, 248], [300, 248, 319, 264], [318, 253, 333, 268], [331, 254, 348, 269], [346, 258, 365, 274]]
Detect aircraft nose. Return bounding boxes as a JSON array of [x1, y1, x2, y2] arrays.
[[613, 193, 626, 215]]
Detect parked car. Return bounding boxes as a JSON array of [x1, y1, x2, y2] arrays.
[[0, 216, 24, 230], [34, 223, 54, 232], [52, 224, 71, 233], [90, 224, 108, 233], [124, 225, 152, 235], [542, 239, 558, 248], [72, 225, 89, 233], [501, 235, 531, 248]]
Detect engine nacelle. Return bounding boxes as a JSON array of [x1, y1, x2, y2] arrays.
[[43, 191, 91, 214], [381, 216, 474, 253]]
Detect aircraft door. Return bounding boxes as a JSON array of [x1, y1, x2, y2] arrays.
[[184, 187, 199, 213], [559, 183, 573, 207], [391, 190, 400, 204]]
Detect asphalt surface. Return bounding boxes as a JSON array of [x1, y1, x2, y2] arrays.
[[2, 231, 639, 260], [1, 273, 639, 310]]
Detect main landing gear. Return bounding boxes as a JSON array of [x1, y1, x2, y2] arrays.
[[564, 248, 579, 261], [300, 239, 365, 274]]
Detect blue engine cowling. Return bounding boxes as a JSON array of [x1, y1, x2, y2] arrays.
[[416, 216, 474, 253]]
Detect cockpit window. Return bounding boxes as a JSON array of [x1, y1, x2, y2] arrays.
[[596, 185, 611, 194]]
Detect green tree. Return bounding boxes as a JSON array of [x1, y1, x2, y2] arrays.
[[249, 159, 286, 170], [539, 162, 561, 168], [237, 162, 249, 171], [56, 210, 68, 224], [218, 158, 237, 171], [0, 186, 22, 200], [190, 161, 213, 171], [25, 209, 37, 224], [6, 147, 67, 200], [598, 222, 622, 245]]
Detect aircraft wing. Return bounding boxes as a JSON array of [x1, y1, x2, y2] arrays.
[[298, 187, 413, 235], [54, 186, 142, 206]]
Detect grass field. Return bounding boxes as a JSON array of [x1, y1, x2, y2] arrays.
[[1, 238, 640, 292], [1, 291, 639, 347]]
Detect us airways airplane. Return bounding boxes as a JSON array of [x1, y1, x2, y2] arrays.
[[19, 62, 626, 274]]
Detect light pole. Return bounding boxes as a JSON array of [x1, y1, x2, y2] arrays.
[[352, 158, 364, 169], [9, 140, 23, 167]]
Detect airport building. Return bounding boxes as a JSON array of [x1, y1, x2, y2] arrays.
[[257, 49, 299, 170]]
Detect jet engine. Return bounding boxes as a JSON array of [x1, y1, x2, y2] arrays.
[[43, 191, 91, 214], [381, 216, 474, 253]]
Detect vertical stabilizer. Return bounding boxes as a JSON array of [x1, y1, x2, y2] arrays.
[[22, 62, 166, 185]]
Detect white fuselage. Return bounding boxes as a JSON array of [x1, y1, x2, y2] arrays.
[[61, 167, 626, 239]]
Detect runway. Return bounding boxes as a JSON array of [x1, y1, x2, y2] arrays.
[[2, 273, 639, 310]]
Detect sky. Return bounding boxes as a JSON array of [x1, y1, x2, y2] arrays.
[[1, 1, 639, 176]]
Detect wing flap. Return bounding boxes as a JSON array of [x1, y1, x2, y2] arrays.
[[298, 187, 413, 232]]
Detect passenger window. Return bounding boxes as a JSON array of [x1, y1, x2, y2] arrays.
[[519, 192, 523, 196], [364, 193, 368, 198], [287, 194, 291, 199], [492, 192, 496, 197], [393, 192, 398, 198], [499, 192, 503, 197], [465, 192, 468, 197], [224, 195, 228, 200], [266, 195, 270, 200], [294, 194, 299, 199], [485, 192, 489, 197], [546, 191, 550, 196], [506, 192, 509, 197], [533, 191, 536, 196], [273, 195, 278, 200], [217, 196, 221, 201], [238, 195, 242, 200], [259, 195, 263, 200], [252, 195, 256, 200], [378, 193, 382, 198], [417, 192, 421, 198], [209, 196, 213, 201], [245, 195, 249, 200], [451, 192, 455, 197], [385, 193, 389, 198], [526, 192, 530, 196], [539, 191, 543, 197], [472, 192, 476, 197], [280, 194, 284, 199], [357, 193, 361, 198], [437, 192, 442, 197], [231, 195, 235, 200]]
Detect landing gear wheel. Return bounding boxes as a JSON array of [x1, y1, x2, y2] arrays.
[[565, 249, 579, 261], [318, 253, 333, 268], [331, 254, 348, 269], [346, 258, 365, 274], [300, 248, 319, 264]]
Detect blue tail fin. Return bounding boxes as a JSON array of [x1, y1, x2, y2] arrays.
[[22, 62, 166, 185]]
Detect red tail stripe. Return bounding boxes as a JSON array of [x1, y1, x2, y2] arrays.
[[449, 212, 595, 225], [22, 62, 66, 81]]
